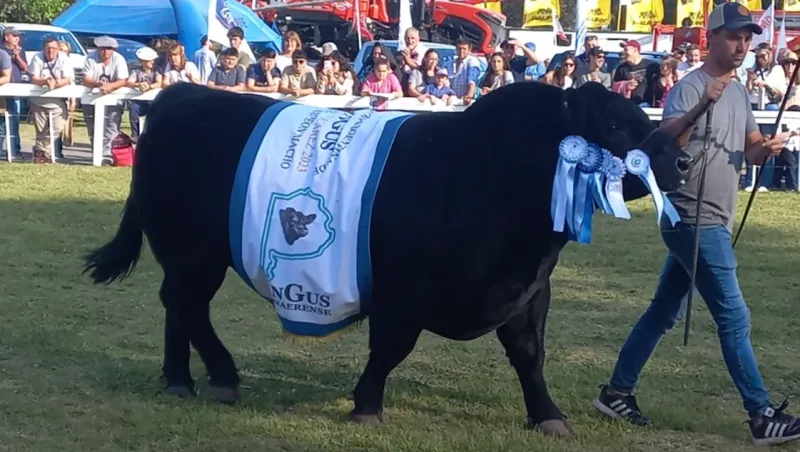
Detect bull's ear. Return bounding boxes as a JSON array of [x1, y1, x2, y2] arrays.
[[560, 87, 588, 137], [279, 209, 288, 222], [304, 213, 316, 224]]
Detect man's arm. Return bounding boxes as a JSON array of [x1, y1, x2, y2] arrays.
[[660, 78, 722, 149], [0, 68, 10, 85]]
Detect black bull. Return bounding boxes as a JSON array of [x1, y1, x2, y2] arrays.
[[84, 81, 690, 436]]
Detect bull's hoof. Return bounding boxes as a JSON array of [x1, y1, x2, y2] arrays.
[[532, 419, 574, 438], [209, 386, 240, 405], [348, 411, 386, 425], [164, 385, 196, 398]]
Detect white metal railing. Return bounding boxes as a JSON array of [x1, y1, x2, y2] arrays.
[[3, 82, 800, 167]]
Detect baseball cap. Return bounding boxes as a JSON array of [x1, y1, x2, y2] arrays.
[[707, 2, 763, 34], [93, 35, 119, 49], [619, 40, 641, 51], [321, 41, 337, 56], [587, 47, 605, 57], [436, 68, 448, 76], [135, 46, 158, 61], [3, 27, 22, 37]]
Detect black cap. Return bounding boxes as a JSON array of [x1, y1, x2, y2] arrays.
[[587, 47, 605, 57], [707, 2, 763, 34]]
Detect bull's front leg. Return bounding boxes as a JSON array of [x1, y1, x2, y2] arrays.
[[496, 280, 573, 437]]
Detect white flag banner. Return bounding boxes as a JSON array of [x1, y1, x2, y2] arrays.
[[396, 0, 413, 51], [575, 0, 590, 52], [208, 0, 256, 61], [751, 2, 774, 50], [776, 11, 787, 62]]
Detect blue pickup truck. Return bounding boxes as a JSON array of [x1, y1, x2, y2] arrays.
[[352, 40, 488, 81]]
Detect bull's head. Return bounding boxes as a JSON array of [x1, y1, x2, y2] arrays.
[[279, 207, 316, 246], [560, 82, 692, 198]]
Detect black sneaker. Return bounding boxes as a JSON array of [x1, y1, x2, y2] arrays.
[[748, 400, 800, 446], [592, 384, 652, 426]]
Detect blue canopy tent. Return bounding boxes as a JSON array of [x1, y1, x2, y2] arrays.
[[52, 0, 282, 55]]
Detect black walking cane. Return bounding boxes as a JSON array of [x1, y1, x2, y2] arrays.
[[683, 38, 800, 346]]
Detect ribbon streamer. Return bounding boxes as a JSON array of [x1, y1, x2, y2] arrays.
[[624, 150, 680, 226], [552, 136, 589, 235], [575, 144, 603, 244]]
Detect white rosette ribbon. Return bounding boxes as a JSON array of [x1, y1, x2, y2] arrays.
[[625, 149, 680, 226]]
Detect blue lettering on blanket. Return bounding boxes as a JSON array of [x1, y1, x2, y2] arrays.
[[229, 102, 412, 337]]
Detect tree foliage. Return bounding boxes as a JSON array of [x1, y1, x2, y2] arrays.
[[0, 0, 74, 25]]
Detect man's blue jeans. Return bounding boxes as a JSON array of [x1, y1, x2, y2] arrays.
[[609, 222, 771, 418], [0, 98, 22, 156]]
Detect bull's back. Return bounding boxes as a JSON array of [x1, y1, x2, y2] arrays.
[[133, 84, 280, 266]]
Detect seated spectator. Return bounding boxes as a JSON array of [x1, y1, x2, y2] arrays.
[[574, 47, 611, 89], [125, 47, 161, 143], [399, 27, 428, 75], [315, 50, 355, 95], [407, 49, 439, 97], [359, 42, 398, 81], [780, 50, 800, 111], [746, 47, 785, 110], [446, 38, 481, 104], [279, 50, 316, 97], [479, 52, 514, 96], [642, 56, 677, 108], [418, 68, 457, 106], [246, 50, 281, 93], [361, 56, 403, 110], [82, 35, 129, 161], [161, 43, 201, 86], [227, 26, 252, 68], [677, 44, 703, 79], [548, 55, 576, 90], [276, 31, 302, 72], [208, 48, 246, 92], [500, 39, 541, 82], [27, 36, 74, 163]]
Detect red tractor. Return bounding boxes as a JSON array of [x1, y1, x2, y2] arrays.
[[243, 0, 507, 59]]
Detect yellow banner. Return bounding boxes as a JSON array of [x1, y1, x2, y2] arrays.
[[624, 0, 665, 32], [787, 0, 800, 12], [677, 0, 764, 27], [476, 0, 503, 14], [587, 0, 613, 28], [522, 0, 561, 27]]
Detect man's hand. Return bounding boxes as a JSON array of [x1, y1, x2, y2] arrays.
[[762, 133, 789, 156], [99, 83, 111, 94], [292, 88, 302, 97], [46, 78, 57, 90], [701, 78, 725, 104]]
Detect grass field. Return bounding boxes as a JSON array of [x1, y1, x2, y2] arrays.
[[1, 164, 799, 452]]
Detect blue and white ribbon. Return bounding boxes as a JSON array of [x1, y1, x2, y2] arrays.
[[552, 136, 589, 237], [575, 144, 604, 244], [601, 151, 631, 220], [625, 150, 680, 226]]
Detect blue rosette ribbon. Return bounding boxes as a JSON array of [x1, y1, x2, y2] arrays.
[[552, 136, 589, 236], [575, 143, 604, 244], [625, 149, 680, 226], [591, 149, 615, 215], [602, 152, 631, 220]]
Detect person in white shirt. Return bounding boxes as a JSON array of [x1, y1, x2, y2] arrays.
[[82, 35, 129, 159], [28, 36, 74, 163], [161, 43, 201, 86], [677, 44, 703, 79], [746, 46, 786, 109], [399, 27, 428, 75]]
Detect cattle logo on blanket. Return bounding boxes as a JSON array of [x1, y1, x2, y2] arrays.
[[229, 101, 413, 340]]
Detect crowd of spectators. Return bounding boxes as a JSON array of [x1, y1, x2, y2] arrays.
[[0, 23, 798, 188]]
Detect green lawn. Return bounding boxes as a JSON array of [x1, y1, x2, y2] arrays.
[[1, 164, 799, 451]]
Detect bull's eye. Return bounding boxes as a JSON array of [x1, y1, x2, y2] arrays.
[[607, 121, 618, 132]]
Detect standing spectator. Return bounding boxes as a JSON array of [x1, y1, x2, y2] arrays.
[[500, 39, 540, 82], [315, 51, 355, 95], [613, 40, 654, 105], [246, 50, 281, 93], [125, 47, 160, 144], [0, 27, 26, 159], [407, 49, 440, 97], [447, 38, 481, 105], [276, 31, 302, 72], [418, 68, 457, 106], [227, 27, 252, 68], [82, 35, 129, 160], [207, 48, 246, 92], [399, 27, 428, 75], [161, 43, 201, 86], [55, 40, 76, 159], [0, 39, 11, 159], [479, 52, 514, 95], [677, 44, 703, 78], [279, 50, 316, 98], [361, 56, 403, 110], [574, 47, 611, 89], [643, 56, 678, 107], [746, 47, 785, 110], [523, 43, 547, 81], [546, 35, 601, 83], [548, 55, 576, 89], [27, 36, 74, 163], [359, 42, 398, 81], [193, 35, 218, 85]]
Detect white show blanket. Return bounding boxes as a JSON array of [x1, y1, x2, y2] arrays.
[[229, 102, 412, 337]]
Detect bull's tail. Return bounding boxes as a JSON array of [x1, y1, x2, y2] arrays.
[[83, 194, 144, 284]]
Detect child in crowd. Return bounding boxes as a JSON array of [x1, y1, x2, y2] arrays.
[[417, 68, 457, 106]]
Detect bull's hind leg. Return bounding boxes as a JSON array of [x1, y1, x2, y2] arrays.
[[350, 307, 422, 424], [496, 281, 573, 437], [159, 261, 241, 404]]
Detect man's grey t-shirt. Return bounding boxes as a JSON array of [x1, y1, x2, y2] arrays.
[[662, 69, 759, 233], [0, 49, 11, 78]]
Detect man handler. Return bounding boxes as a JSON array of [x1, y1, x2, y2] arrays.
[[593, 3, 800, 446]]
